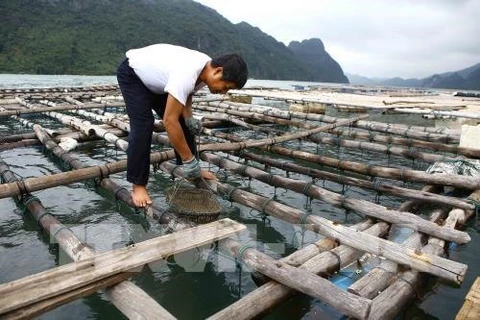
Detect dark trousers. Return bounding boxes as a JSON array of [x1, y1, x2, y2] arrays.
[[116, 58, 196, 185]]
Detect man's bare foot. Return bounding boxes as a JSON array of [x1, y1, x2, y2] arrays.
[[201, 169, 218, 181], [131, 184, 153, 207]]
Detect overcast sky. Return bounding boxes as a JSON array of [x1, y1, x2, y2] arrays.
[[194, 0, 480, 79]]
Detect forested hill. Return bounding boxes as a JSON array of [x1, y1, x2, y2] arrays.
[[0, 0, 348, 83]]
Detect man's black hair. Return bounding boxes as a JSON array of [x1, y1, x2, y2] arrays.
[[211, 54, 248, 89]]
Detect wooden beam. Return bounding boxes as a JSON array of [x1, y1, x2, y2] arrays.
[[0, 219, 245, 315]]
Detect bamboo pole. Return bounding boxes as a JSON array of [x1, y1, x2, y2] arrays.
[[0, 112, 127, 148], [203, 101, 460, 142], [201, 106, 467, 164], [0, 101, 124, 117], [203, 129, 480, 190], [0, 139, 41, 151], [15, 98, 95, 136], [221, 100, 461, 137], [16, 97, 129, 149], [328, 127, 480, 159], [236, 246, 372, 319], [228, 90, 395, 110], [238, 151, 474, 210], [309, 134, 459, 163], [0, 157, 176, 320], [0, 111, 365, 199], [1, 131, 53, 144], [201, 113, 282, 134], [159, 159, 469, 318], [29, 97, 367, 155], [197, 103, 471, 163], [0, 150, 174, 199]]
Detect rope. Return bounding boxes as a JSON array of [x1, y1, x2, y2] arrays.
[[237, 245, 254, 263], [261, 198, 275, 215], [166, 179, 188, 208], [366, 163, 376, 179], [52, 225, 71, 238], [399, 168, 407, 182], [372, 178, 383, 192], [280, 161, 292, 171], [300, 212, 312, 225], [328, 250, 342, 269], [234, 163, 249, 183], [340, 195, 349, 210], [66, 157, 78, 169], [15, 179, 29, 197], [36, 211, 50, 226], [265, 173, 275, 186], [222, 185, 239, 201], [302, 182, 313, 195], [98, 164, 111, 180], [113, 186, 128, 200], [23, 194, 40, 206]]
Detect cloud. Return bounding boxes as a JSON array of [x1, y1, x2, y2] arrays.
[[194, 0, 480, 78]]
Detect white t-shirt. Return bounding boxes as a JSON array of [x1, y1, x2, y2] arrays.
[[126, 44, 211, 106]]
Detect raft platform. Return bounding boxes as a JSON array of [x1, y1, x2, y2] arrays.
[[0, 84, 479, 319]]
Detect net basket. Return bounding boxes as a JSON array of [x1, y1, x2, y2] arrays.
[[166, 186, 222, 224]]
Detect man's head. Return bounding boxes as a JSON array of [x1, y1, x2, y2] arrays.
[[202, 54, 248, 94]]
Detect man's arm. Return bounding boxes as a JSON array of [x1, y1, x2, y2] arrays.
[[182, 94, 193, 118], [163, 94, 194, 162]]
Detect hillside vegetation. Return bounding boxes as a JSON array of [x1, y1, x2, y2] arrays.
[[0, 0, 348, 83]]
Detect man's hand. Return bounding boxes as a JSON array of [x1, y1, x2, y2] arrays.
[[201, 169, 218, 181], [183, 157, 201, 179]]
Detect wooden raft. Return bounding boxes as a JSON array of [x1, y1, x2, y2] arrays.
[[0, 84, 478, 320]]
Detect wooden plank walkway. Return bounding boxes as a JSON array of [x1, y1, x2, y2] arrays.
[[457, 277, 480, 320]]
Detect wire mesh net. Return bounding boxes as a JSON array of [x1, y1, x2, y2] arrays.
[[166, 185, 222, 224]]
